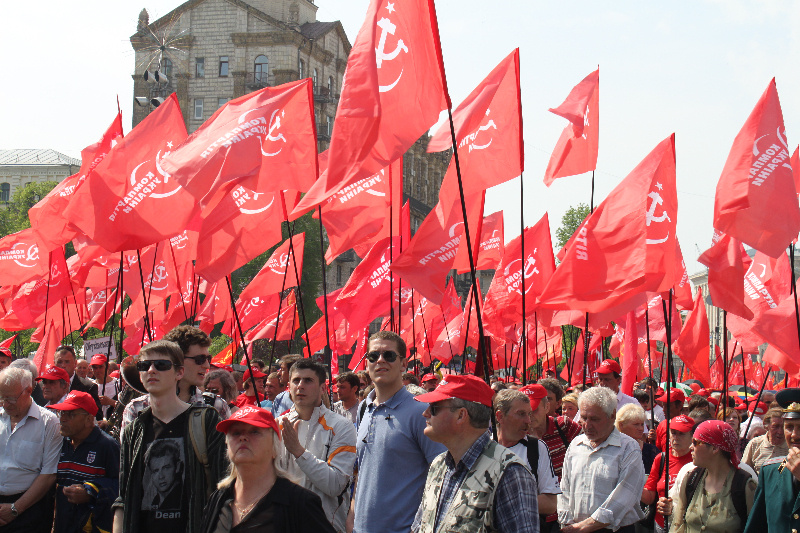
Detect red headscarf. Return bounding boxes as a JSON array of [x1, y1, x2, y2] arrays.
[[693, 420, 740, 468]]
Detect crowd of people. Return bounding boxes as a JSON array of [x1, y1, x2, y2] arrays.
[[0, 326, 797, 532]]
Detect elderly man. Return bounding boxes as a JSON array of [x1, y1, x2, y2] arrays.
[[0, 366, 62, 532], [741, 407, 788, 474], [559, 386, 645, 533], [744, 388, 800, 532], [50, 391, 119, 533], [420, 373, 439, 392], [54, 346, 102, 420], [352, 331, 445, 533], [277, 359, 357, 532], [412, 375, 539, 533], [37, 365, 72, 407], [594, 360, 638, 411], [495, 387, 560, 531]]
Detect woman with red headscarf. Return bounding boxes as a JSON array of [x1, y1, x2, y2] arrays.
[[666, 420, 757, 533]]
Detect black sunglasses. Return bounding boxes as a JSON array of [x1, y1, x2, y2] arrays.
[[136, 359, 175, 372], [184, 354, 212, 365], [429, 402, 460, 416], [366, 350, 399, 363]]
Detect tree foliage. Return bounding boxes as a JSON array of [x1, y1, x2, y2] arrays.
[[554, 203, 590, 252]]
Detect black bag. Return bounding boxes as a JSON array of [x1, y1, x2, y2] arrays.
[[639, 452, 666, 529]]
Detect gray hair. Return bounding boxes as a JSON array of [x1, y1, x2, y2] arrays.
[[451, 398, 492, 429], [405, 384, 427, 396], [493, 389, 528, 416], [203, 369, 237, 404], [0, 367, 32, 390], [9, 358, 38, 381], [615, 403, 646, 430], [578, 386, 616, 417]]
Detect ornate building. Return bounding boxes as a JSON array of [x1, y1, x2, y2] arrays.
[[0, 149, 81, 203]]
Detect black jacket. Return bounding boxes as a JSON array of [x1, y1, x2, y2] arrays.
[[70, 374, 103, 420], [201, 477, 336, 533]]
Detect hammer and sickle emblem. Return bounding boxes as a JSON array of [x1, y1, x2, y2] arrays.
[[26, 245, 39, 263], [153, 264, 168, 283], [261, 110, 287, 157], [376, 17, 408, 92], [645, 191, 671, 245]]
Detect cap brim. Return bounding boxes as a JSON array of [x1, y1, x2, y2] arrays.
[[670, 423, 693, 433], [216, 417, 280, 435], [414, 390, 454, 404], [48, 401, 97, 416]]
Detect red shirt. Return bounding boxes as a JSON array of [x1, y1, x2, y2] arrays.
[[235, 392, 258, 408], [540, 415, 583, 524], [644, 451, 693, 527]]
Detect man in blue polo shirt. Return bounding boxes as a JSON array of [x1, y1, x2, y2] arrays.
[[352, 331, 445, 533], [49, 391, 119, 533]]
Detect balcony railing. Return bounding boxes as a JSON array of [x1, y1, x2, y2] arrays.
[[313, 85, 339, 104], [245, 72, 275, 90], [316, 123, 331, 141]]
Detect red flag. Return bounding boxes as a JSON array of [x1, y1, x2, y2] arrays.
[[0, 229, 48, 286], [453, 210, 504, 274], [164, 80, 318, 203], [196, 280, 232, 333], [543, 69, 599, 186], [672, 241, 694, 310], [245, 293, 298, 343], [621, 311, 638, 395], [239, 234, 305, 303], [713, 79, 800, 257], [212, 340, 236, 365], [349, 328, 370, 371], [12, 250, 72, 328], [754, 280, 800, 375], [33, 321, 59, 374], [428, 49, 523, 196], [30, 112, 124, 251], [538, 135, 677, 313], [64, 94, 197, 252], [698, 231, 753, 320], [672, 288, 711, 387], [86, 289, 121, 330], [290, 0, 448, 217]]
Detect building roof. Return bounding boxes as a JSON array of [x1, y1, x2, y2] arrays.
[[0, 149, 81, 167], [299, 21, 338, 40]]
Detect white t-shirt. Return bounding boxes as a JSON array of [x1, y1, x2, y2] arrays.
[[507, 436, 562, 496]]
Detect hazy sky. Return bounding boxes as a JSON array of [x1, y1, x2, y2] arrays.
[[3, 1, 800, 276]]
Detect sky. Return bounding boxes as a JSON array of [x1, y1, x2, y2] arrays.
[[3, 1, 800, 277]]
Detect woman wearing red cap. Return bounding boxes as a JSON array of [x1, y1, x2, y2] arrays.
[[667, 420, 757, 533], [201, 405, 335, 533]]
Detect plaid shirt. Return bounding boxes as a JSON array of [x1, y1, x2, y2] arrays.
[[412, 431, 539, 533]]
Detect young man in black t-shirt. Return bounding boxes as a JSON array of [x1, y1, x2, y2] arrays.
[[112, 340, 226, 533]]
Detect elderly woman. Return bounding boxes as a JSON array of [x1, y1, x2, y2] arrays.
[[741, 407, 788, 475], [561, 393, 579, 420], [202, 406, 335, 533], [667, 420, 757, 533], [204, 369, 239, 412], [641, 415, 694, 533], [616, 403, 660, 474]]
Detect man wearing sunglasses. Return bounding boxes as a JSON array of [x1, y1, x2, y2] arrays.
[[120, 326, 230, 434], [352, 331, 445, 533], [411, 375, 539, 533]]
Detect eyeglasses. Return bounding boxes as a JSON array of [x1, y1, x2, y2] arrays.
[[0, 390, 26, 405], [429, 401, 461, 416], [184, 354, 212, 365], [366, 350, 399, 363], [136, 359, 176, 372], [56, 410, 87, 419]]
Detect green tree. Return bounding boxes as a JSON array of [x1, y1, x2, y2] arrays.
[[554, 203, 590, 251], [0, 181, 59, 236]]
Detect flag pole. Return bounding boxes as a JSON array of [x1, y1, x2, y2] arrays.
[[388, 163, 396, 332], [226, 275, 261, 405], [283, 220, 312, 357], [791, 243, 800, 354], [722, 310, 728, 419], [663, 289, 675, 500], [582, 314, 590, 388], [645, 307, 655, 430], [317, 206, 333, 384], [520, 172, 527, 384]]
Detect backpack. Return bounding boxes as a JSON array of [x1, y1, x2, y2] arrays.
[[187, 408, 215, 499], [683, 467, 750, 528]]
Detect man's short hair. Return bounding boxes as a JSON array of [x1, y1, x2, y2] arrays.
[[0, 367, 32, 390], [251, 359, 266, 370], [290, 358, 326, 385], [688, 395, 710, 412], [402, 372, 420, 386], [337, 371, 360, 390], [203, 369, 238, 403], [368, 330, 406, 359], [139, 340, 185, 367], [279, 354, 302, 371], [163, 325, 211, 354], [689, 409, 713, 427], [537, 377, 564, 401], [145, 438, 182, 467], [491, 381, 507, 393], [55, 346, 76, 359], [578, 386, 616, 417], [9, 359, 37, 381], [267, 372, 279, 381], [763, 407, 784, 427], [493, 389, 528, 416], [633, 390, 650, 404], [451, 398, 492, 429]]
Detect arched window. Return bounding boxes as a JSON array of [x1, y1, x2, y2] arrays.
[[254, 55, 269, 83], [0, 183, 10, 202], [161, 58, 173, 78], [298, 59, 305, 79], [312, 68, 318, 87], [328, 76, 335, 94]]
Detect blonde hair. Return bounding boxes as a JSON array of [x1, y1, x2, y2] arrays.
[[562, 393, 579, 408], [217, 427, 290, 489], [615, 403, 646, 430]]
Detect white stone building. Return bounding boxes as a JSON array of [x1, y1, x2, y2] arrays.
[[0, 149, 81, 203]]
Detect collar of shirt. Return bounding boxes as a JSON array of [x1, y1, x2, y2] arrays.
[[1, 401, 43, 433], [576, 427, 622, 451], [444, 430, 491, 471], [367, 386, 409, 411]]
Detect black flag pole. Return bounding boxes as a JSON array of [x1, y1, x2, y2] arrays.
[[226, 275, 262, 405]]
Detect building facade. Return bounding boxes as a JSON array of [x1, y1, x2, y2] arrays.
[[0, 149, 81, 203]]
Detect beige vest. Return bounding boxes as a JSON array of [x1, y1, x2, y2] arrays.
[[418, 439, 526, 533]]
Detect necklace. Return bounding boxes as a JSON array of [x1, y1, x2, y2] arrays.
[[233, 482, 274, 524]]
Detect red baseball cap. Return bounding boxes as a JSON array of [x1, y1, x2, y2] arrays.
[[110, 370, 120, 379], [36, 364, 70, 382], [90, 355, 108, 366], [216, 405, 281, 435], [0, 348, 12, 359], [696, 388, 710, 397], [421, 373, 438, 383], [749, 401, 768, 416], [707, 396, 720, 408], [48, 391, 99, 417], [657, 388, 685, 403], [520, 384, 548, 410], [596, 360, 622, 375], [670, 414, 695, 433], [414, 375, 494, 408], [243, 368, 267, 381]]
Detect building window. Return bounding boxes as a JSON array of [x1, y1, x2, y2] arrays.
[[194, 98, 204, 119], [0, 183, 9, 202], [161, 58, 173, 78], [195, 57, 205, 78], [219, 56, 229, 77], [298, 59, 305, 79], [328, 76, 335, 94], [218, 97, 230, 108], [336, 264, 342, 284], [313, 68, 318, 87], [254, 55, 269, 83], [326, 116, 333, 136]]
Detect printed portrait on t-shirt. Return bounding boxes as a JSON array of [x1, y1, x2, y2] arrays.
[[141, 437, 185, 511]]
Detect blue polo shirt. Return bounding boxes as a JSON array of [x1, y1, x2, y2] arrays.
[[354, 387, 445, 533]]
